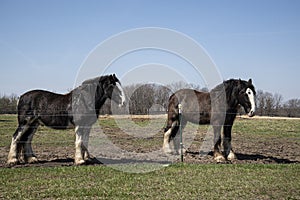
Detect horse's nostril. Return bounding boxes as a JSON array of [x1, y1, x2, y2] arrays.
[[119, 101, 126, 108], [248, 110, 255, 117]]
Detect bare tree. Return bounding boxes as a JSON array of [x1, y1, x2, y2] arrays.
[[0, 94, 18, 114], [273, 93, 283, 116], [284, 99, 300, 117], [153, 85, 172, 112], [264, 92, 275, 116], [256, 90, 266, 116], [129, 84, 155, 115]]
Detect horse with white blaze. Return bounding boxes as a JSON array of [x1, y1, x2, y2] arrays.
[[163, 79, 256, 162], [7, 74, 126, 166]]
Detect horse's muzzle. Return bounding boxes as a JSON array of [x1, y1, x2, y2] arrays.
[[248, 110, 255, 117], [118, 101, 126, 108]]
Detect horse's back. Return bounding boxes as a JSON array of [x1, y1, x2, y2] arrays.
[[168, 89, 211, 124], [18, 90, 70, 111], [17, 90, 73, 129]]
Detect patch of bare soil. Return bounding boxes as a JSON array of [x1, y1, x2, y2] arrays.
[[185, 133, 300, 164], [1, 117, 299, 168]]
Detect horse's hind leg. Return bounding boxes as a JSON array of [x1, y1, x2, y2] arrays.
[[163, 120, 179, 154], [82, 129, 93, 161], [163, 122, 173, 154], [7, 124, 30, 165], [172, 119, 187, 155], [23, 123, 39, 163], [213, 125, 226, 162], [74, 126, 92, 165], [163, 127, 173, 154]]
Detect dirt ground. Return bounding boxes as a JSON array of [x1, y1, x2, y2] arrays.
[[1, 116, 299, 168]]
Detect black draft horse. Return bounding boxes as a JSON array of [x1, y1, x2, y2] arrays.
[[7, 74, 126, 166], [163, 79, 256, 162]]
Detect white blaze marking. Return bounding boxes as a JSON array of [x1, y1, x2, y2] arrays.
[[246, 88, 256, 115], [116, 82, 126, 107]]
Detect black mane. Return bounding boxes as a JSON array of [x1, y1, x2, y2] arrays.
[[82, 74, 120, 86], [211, 78, 255, 108], [223, 79, 256, 94]]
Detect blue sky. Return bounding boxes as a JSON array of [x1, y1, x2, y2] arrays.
[[0, 0, 300, 100]]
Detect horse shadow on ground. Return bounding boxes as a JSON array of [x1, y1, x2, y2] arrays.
[[234, 153, 299, 164], [187, 151, 299, 164], [4, 153, 298, 168], [23, 157, 170, 167], [37, 157, 103, 166], [4, 158, 102, 168], [4, 157, 171, 168]]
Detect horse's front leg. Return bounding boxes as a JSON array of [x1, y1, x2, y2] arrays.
[[173, 119, 187, 155], [213, 125, 225, 162], [74, 126, 86, 165], [223, 125, 236, 161], [23, 123, 39, 164], [82, 129, 93, 161]]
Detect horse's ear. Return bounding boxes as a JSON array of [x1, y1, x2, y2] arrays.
[[112, 74, 119, 83], [107, 74, 113, 83], [248, 78, 252, 84]]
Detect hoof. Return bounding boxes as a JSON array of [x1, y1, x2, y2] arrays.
[[175, 148, 187, 155], [182, 147, 187, 154], [163, 146, 173, 155], [75, 159, 86, 165], [227, 151, 237, 161], [85, 157, 102, 165], [26, 156, 39, 164], [7, 158, 19, 166], [214, 154, 226, 163]]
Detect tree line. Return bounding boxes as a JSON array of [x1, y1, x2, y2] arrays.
[[256, 90, 300, 117], [0, 94, 18, 114], [1, 83, 299, 117]]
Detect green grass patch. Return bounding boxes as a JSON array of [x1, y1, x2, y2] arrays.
[[233, 117, 300, 138], [1, 115, 299, 199], [0, 115, 18, 146], [0, 115, 74, 147], [1, 164, 299, 199]]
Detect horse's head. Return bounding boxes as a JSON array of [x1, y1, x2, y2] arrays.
[[102, 74, 126, 107], [236, 79, 256, 117]]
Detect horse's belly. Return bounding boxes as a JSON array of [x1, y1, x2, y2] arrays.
[[184, 112, 211, 125], [39, 115, 74, 130]]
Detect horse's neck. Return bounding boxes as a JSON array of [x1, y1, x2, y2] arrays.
[[94, 93, 108, 116], [95, 96, 107, 108], [210, 86, 239, 112]]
